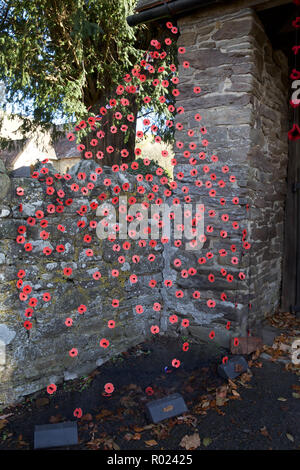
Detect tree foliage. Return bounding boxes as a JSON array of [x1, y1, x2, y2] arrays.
[[0, 0, 178, 162]]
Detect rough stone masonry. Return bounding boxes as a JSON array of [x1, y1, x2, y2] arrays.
[[0, 4, 289, 406], [168, 4, 288, 340], [0, 159, 166, 405]]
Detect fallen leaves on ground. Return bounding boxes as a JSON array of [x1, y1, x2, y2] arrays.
[[179, 433, 201, 450], [216, 385, 228, 406], [203, 437, 212, 447], [260, 426, 272, 440], [0, 419, 8, 430], [145, 439, 158, 447], [0, 414, 12, 420], [35, 397, 49, 408], [49, 414, 64, 424]]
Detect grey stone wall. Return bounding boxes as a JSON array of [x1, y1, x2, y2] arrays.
[[166, 5, 288, 342], [0, 160, 165, 405], [0, 4, 289, 406]]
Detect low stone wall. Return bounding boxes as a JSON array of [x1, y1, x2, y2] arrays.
[[0, 160, 165, 405], [0, 5, 289, 405]]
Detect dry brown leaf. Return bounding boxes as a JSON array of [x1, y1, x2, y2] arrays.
[[81, 413, 93, 422], [0, 420, 8, 430], [95, 409, 113, 420], [228, 379, 237, 389], [133, 425, 145, 432], [49, 415, 63, 424], [0, 414, 12, 420], [216, 385, 228, 406], [260, 426, 271, 440], [145, 439, 158, 447], [179, 433, 201, 450]]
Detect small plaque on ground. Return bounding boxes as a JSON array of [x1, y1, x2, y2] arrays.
[[218, 355, 248, 380], [145, 393, 188, 424], [34, 421, 78, 449]]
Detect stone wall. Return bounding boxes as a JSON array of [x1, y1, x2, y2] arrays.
[[0, 4, 289, 406], [0, 160, 165, 405], [167, 5, 288, 341]]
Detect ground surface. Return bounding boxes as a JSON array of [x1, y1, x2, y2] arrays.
[[0, 335, 300, 451]]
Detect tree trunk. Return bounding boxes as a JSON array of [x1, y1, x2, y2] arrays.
[[81, 92, 138, 167]]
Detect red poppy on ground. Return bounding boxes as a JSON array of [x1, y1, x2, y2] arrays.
[[153, 303, 161, 311], [73, 408, 83, 418], [172, 358, 180, 368], [85, 249, 94, 257], [233, 338, 239, 347], [182, 342, 189, 352], [207, 299, 216, 308], [112, 299, 119, 308], [182, 319, 189, 328], [43, 247, 52, 256], [56, 245, 65, 253], [24, 243, 33, 252], [104, 383, 114, 394]]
